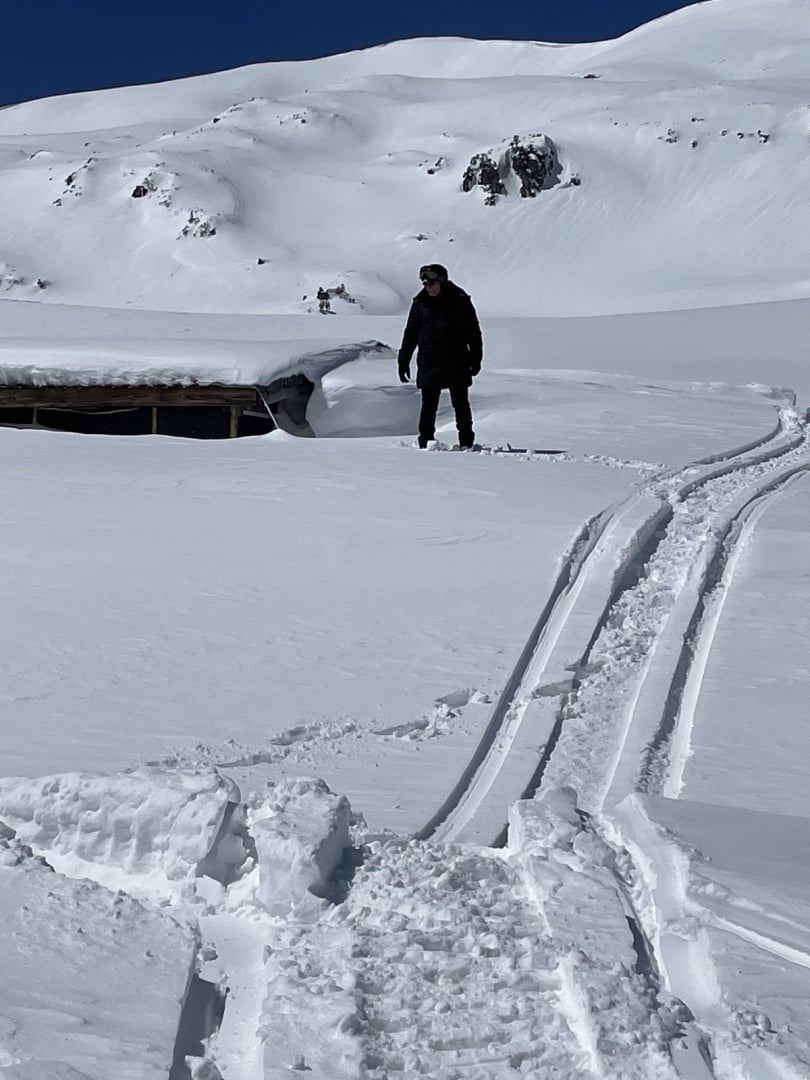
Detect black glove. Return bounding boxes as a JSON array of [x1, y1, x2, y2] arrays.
[[469, 359, 481, 378], [398, 364, 411, 384]]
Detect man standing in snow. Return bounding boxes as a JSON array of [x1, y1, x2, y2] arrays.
[[397, 263, 483, 449]]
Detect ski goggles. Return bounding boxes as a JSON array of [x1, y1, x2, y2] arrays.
[[420, 270, 442, 283]]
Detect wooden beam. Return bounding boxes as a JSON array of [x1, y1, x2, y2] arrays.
[[0, 385, 259, 408]]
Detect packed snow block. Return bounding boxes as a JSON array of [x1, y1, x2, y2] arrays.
[[0, 844, 196, 1078], [248, 777, 351, 915], [507, 786, 583, 853], [0, 767, 231, 899]]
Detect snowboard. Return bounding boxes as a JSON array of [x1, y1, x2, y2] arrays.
[[451, 443, 566, 455]]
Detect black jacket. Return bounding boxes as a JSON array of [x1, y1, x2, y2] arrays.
[[398, 281, 483, 390]]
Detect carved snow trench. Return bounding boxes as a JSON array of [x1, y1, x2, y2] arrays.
[[170, 973, 228, 1079]]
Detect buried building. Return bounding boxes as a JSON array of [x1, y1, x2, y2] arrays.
[[0, 374, 315, 438], [0, 339, 391, 439]]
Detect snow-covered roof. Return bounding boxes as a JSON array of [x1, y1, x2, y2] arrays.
[[0, 336, 390, 387]]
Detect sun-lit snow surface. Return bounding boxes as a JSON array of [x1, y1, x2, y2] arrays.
[[1, 0, 810, 317], [2, 0, 810, 1076]]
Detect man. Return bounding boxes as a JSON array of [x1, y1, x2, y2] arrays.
[[397, 263, 483, 449]]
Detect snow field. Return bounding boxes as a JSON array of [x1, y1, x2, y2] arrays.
[[1, 403, 809, 1078], [2, 388, 804, 1076]]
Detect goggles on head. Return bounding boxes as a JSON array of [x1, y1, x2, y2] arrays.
[[420, 270, 441, 283]]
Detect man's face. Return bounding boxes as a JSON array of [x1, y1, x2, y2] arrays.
[[421, 275, 442, 295]]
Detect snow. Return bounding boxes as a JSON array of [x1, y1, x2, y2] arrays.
[[238, 776, 352, 915], [2, 0, 810, 1076], [0, 839, 196, 1078], [615, 795, 810, 1078], [675, 477, 810, 815], [0, 768, 231, 901]]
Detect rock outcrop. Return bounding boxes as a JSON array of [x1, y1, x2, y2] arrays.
[[461, 134, 559, 205], [180, 209, 217, 238], [505, 136, 555, 198], [461, 153, 506, 205]]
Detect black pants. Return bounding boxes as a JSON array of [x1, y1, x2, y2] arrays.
[[419, 384, 474, 447]]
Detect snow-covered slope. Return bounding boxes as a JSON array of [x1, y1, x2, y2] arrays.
[[1, 0, 809, 316], [3, 5, 810, 1079]]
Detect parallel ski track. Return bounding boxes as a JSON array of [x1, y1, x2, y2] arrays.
[[415, 410, 805, 845], [412, 505, 612, 842], [639, 466, 810, 799]]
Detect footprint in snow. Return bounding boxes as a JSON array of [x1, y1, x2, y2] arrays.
[[374, 689, 491, 740]]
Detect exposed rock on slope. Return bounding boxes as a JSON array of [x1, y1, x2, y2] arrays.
[[461, 152, 506, 205], [462, 134, 560, 205]]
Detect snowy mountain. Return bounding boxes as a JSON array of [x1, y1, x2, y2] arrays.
[[1, 0, 809, 316], [2, 3, 810, 1079]]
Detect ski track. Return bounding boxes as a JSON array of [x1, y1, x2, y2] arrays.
[[609, 799, 810, 1080], [416, 408, 805, 842], [540, 421, 807, 814], [643, 470, 810, 800]]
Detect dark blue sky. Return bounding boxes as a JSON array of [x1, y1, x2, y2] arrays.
[[4, 0, 701, 107]]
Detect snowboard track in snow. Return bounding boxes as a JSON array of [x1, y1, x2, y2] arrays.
[[415, 408, 805, 846], [411, 507, 612, 843], [637, 464, 810, 799]]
